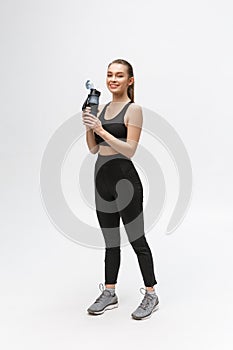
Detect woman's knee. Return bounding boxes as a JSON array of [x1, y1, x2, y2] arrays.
[[130, 234, 149, 249]]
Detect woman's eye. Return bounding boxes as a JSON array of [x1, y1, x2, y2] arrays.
[[107, 75, 124, 78]]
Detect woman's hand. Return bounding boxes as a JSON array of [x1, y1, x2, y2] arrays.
[[82, 106, 103, 134]]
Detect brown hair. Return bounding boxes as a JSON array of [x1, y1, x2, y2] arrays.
[[108, 59, 135, 102]]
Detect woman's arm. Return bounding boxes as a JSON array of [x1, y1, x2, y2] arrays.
[[96, 104, 143, 158], [82, 105, 105, 154], [85, 128, 99, 154]]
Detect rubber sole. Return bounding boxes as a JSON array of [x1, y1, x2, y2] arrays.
[[87, 302, 119, 315], [131, 303, 159, 320]]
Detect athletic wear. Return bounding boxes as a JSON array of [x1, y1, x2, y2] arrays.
[[94, 101, 133, 146], [87, 282, 118, 315], [131, 287, 159, 320], [94, 153, 157, 287]]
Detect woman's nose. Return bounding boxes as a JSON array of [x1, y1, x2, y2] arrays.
[[110, 76, 117, 81]]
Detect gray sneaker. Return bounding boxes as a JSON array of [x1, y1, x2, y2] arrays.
[[87, 283, 118, 315], [131, 287, 159, 320]]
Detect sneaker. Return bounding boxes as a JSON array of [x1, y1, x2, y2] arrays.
[[87, 283, 118, 315], [131, 287, 159, 320]]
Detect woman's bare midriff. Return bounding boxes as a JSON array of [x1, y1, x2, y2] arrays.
[[98, 145, 119, 156]]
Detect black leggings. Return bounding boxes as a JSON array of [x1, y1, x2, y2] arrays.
[[94, 153, 157, 287]]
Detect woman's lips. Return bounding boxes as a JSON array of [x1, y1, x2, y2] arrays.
[[110, 84, 119, 88]]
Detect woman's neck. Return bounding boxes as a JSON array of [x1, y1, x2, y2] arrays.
[[111, 93, 131, 103], [110, 100, 131, 104]]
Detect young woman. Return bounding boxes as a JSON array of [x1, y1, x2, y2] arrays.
[[82, 59, 159, 320]]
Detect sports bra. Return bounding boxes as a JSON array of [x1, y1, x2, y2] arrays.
[[94, 101, 133, 146]]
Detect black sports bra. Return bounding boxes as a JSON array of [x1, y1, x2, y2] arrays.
[[94, 101, 133, 146]]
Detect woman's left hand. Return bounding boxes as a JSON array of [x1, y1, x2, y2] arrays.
[[82, 107, 103, 134]]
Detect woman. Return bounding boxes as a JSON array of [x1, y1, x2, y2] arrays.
[[82, 59, 159, 320]]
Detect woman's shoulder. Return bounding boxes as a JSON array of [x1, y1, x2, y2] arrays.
[[126, 103, 143, 126], [128, 102, 143, 112], [128, 102, 143, 116]]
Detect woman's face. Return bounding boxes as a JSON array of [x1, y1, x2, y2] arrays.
[[106, 63, 133, 95]]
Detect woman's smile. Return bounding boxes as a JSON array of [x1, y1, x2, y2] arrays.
[[109, 84, 119, 88]]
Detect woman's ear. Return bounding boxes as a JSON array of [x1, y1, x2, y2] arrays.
[[128, 76, 134, 86]]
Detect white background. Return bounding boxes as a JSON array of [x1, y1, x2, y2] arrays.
[[1, 0, 233, 349]]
